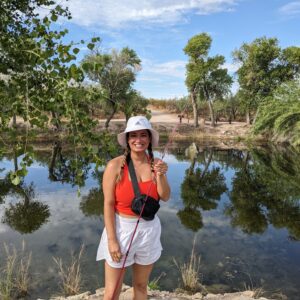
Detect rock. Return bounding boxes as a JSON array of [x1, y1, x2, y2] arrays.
[[48, 288, 277, 300]]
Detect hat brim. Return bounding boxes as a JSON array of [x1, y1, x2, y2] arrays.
[[117, 128, 159, 148]]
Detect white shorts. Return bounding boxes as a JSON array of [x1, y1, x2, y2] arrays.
[[96, 214, 162, 268]]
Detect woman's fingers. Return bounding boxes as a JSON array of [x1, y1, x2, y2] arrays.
[[154, 160, 168, 175], [108, 241, 122, 262], [110, 250, 122, 262]]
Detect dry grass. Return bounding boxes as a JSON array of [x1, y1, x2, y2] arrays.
[[15, 240, 32, 297], [0, 241, 32, 299], [53, 244, 85, 296], [173, 238, 205, 293], [0, 244, 17, 300]]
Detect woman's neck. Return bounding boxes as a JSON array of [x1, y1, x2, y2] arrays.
[[130, 151, 147, 163]]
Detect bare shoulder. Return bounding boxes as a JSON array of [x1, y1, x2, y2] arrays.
[[105, 155, 123, 173]]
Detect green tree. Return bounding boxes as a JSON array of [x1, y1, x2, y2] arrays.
[[82, 47, 141, 128], [233, 37, 300, 124], [184, 33, 232, 127], [122, 89, 150, 122], [253, 79, 300, 146], [0, 0, 109, 185]]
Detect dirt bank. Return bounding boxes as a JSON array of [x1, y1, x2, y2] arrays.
[[50, 285, 274, 300]]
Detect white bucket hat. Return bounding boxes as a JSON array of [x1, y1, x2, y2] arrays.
[[117, 116, 159, 148]]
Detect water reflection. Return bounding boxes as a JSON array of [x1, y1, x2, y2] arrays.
[[178, 148, 227, 231], [48, 141, 92, 187], [0, 143, 300, 299], [80, 169, 104, 218], [224, 147, 300, 240], [0, 178, 50, 234]]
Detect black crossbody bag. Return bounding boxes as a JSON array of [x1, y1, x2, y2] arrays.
[[128, 157, 160, 221]]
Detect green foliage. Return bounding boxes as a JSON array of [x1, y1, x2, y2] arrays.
[[233, 37, 300, 119], [81, 47, 141, 128], [184, 33, 232, 126], [148, 272, 166, 291], [122, 90, 150, 121], [0, 0, 110, 186], [253, 79, 300, 146]]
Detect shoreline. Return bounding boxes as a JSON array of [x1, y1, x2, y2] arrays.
[[49, 285, 273, 300], [1, 118, 267, 152]]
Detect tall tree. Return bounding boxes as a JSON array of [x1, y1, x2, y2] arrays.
[[233, 37, 300, 124], [0, 0, 106, 185], [184, 33, 232, 127], [82, 47, 141, 128]]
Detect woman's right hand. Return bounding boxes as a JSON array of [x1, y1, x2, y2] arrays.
[[108, 239, 123, 263]]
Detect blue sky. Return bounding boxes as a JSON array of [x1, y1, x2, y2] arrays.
[[46, 0, 300, 99]]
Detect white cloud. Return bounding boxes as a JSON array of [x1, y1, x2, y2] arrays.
[[52, 0, 239, 28], [141, 59, 186, 78], [222, 62, 240, 73], [279, 1, 300, 16]]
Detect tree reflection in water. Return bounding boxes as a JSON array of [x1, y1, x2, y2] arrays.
[[0, 148, 50, 234], [80, 169, 104, 218], [1, 143, 300, 240], [224, 147, 300, 240], [49, 141, 92, 187], [173, 144, 300, 239], [1, 178, 50, 234], [177, 146, 227, 232]]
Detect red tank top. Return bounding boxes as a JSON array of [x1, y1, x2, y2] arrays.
[[115, 163, 159, 216]]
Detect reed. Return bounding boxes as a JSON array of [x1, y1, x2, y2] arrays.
[[148, 272, 166, 291], [15, 240, 32, 297], [53, 244, 85, 296], [0, 244, 17, 300], [173, 238, 204, 293]]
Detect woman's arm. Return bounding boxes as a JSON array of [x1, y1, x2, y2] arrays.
[[154, 158, 171, 201], [103, 158, 122, 262]]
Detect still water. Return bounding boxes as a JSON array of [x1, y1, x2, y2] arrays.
[[0, 143, 300, 299]]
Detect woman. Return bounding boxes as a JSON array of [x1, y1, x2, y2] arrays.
[[97, 115, 170, 300]]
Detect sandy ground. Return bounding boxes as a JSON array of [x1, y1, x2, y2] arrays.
[[96, 108, 252, 151], [149, 109, 250, 136]]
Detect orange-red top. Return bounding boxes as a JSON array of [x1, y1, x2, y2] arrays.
[[115, 163, 159, 216]]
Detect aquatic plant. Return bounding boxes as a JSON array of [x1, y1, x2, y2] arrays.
[[53, 244, 85, 296]]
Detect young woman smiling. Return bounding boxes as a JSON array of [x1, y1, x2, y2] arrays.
[[96, 116, 170, 300]]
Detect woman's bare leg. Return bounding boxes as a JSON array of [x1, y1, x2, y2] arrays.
[[103, 262, 125, 300], [132, 263, 154, 300]]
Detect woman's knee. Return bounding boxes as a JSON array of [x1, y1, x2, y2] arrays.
[[133, 281, 148, 293]]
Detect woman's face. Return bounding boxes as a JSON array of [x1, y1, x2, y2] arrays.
[[127, 129, 150, 152]]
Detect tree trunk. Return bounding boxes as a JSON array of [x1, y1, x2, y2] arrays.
[[191, 90, 198, 128], [49, 141, 62, 181], [252, 107, 260, 125], [13, 114, 17, 128], [203, 86, 215, 127], [246, 109, 251, 124], [51, 111, 62, 131], [14, 152, 18, 172], [188, 157, 196, 176], [208, 100, 215, 127], [105, 104, 117, 129], [201, 149, 213, 179]]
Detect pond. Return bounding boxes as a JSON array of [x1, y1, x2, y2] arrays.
[[0, 142, 300, 299]]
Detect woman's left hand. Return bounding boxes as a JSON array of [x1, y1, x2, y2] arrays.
[[154, 159, 168, 176]]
